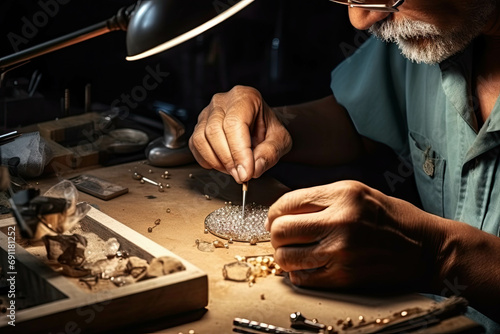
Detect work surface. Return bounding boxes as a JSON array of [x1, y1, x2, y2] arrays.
[[15, 161, 480, 333]]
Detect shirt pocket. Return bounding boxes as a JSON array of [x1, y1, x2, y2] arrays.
[[409, 131, 446, 217]]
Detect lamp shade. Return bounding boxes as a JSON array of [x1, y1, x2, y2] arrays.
[[126, 0, 254, 61]]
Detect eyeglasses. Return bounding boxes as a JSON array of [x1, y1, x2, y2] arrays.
[[330, 0, 405, 12]]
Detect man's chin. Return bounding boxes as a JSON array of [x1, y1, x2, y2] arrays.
[[396, 35, 465, 64], [396, 37, 445, 64]]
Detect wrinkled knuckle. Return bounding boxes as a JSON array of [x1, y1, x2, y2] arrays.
[[340, 180, 370, 199], [271, 225, 286, 243], [258, 144, 280, 164], [232, 85, 253, 94], [274, 248, 292, 271], [210, 92, 227, 106], [223, 114, 243, 132], [205, 122, 222, 138], [233, 85, 261, 100], [189, 131, 206, 150]]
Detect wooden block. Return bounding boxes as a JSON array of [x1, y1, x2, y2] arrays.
[[0, 207, 208, 333], [37, 113, 100, 145], [42, 138, 101, 175]]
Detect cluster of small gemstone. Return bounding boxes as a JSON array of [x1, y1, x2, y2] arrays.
[[205, 203, 270, 242]]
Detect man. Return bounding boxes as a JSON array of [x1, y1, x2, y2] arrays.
[[189, 0, 500, 331]]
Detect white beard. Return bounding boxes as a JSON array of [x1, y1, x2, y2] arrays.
[[369, 4, 496, 64]]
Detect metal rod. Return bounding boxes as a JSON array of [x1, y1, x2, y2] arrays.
[[141, 177, 158, 186], [241, 182, 248, 219], [0, 21, 111, 70], [0, 4, 134, 71]]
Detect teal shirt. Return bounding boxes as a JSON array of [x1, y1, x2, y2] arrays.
[[331, 36, 499, 332]]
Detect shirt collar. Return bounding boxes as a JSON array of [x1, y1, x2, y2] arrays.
[[440, 39, 500, 133]]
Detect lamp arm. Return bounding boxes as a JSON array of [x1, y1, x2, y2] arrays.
[[0, 4, 135, 72]]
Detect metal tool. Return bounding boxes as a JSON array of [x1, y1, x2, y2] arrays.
[[241, 181, 248, 219], [290, 312, 326, 332], [233, 318, 305, 334], [145, 110, 194, 166], [0, 131, 22, 145]]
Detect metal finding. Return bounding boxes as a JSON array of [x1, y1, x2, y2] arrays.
[[224, 254, 283, 286], [132, 172, 166, 193], [147, 219, 161, 233], [290, 312, 326, 331]]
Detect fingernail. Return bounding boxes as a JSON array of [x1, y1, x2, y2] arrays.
[[237, 165, 248, 181], [229, 168, 240, 183], [254, 158, 266, 178]]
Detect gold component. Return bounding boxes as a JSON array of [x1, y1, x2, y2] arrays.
[[213, 240, 226, 248]]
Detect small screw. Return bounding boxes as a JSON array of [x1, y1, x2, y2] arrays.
[[166, 208, 171, 213], [205, 194, 211, 200], [148, 219, 161, 233]]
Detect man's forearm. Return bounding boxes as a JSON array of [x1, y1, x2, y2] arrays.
[[273, 95, 367, 166], [436, 220, 500, 322]]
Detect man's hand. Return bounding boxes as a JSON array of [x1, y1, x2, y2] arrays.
[[266, 180, 446, 291], [189, 85, 292, 183]]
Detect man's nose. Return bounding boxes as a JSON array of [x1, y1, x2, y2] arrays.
[[348, 8, 391, 30]]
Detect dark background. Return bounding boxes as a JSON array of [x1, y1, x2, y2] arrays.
[[0, 0, 419, 203], [0, 0, 367, 130]]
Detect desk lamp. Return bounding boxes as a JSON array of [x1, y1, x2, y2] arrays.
[[0, 0, 255, 166], [0, 0, 255, 70]]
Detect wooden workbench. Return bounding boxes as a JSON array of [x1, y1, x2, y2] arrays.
[[6, 161, 483, 333]]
